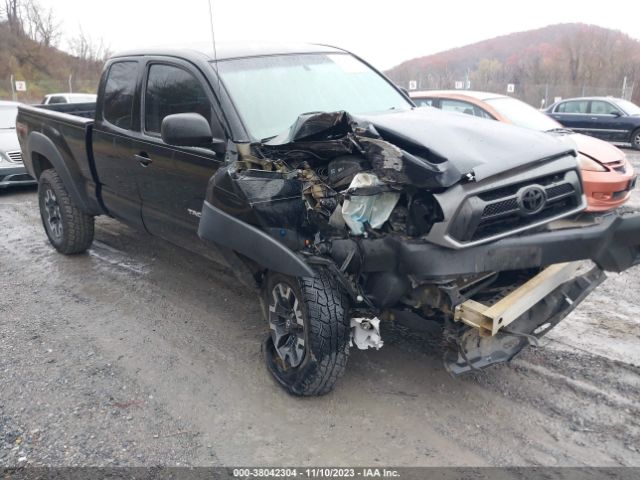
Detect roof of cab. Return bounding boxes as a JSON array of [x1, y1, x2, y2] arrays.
[[112, 42, 348, 62]]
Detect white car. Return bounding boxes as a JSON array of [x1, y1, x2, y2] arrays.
[[42, 93, 97, 105], [0, 101, 36, 188]]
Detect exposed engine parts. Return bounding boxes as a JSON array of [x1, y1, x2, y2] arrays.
[[201, 109, 611, 374]]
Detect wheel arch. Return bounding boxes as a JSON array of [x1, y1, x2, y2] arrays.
[[198, 201, 315, 278], [27, 132, 98, 214]]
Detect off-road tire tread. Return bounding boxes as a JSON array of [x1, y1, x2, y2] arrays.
[[39, 169, 94, 254], [264, 268, 350, 396], [296, 270, 350, 396]]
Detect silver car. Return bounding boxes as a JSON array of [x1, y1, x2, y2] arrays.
[[0, 101, 36, 188]]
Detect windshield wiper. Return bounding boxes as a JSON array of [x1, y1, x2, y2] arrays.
[[546, 127, 573, 134]]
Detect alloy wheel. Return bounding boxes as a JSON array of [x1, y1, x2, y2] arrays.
[[44, 188, 63, 240], [268, 282, 306, 369]]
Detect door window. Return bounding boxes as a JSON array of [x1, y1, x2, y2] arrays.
[[440, 99, 490, 119], [556, 101, 588, 114], [144, 64, 212, 135], [103, 61, 138, 129], [48, 96, 67, 104], [441, 99, 476, 116], [590, 101, 620, 115], [414, 98, 434, 107]]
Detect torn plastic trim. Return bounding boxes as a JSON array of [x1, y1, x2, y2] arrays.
[[198, 200, 314, 278], [444, 263, 606, 375]]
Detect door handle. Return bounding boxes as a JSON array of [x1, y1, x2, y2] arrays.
[[135, 152, 152, 167]]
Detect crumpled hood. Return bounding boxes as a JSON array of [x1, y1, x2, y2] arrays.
[[356, 108, 576, 182], [564, 132, 625, 163], [263, 108, 577, 189]]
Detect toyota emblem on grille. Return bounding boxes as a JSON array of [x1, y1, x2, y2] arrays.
[[518, 186, 546, 215]]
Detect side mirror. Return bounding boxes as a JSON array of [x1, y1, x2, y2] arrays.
[[610, 111, 621, 117], [161, 113, 226, 153]]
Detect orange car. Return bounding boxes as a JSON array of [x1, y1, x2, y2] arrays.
[[410, 90, 636, 212]]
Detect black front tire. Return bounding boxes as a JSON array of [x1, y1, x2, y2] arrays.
[[262, 269, 350, 396], [38, 169, 95, 254], [631, 128, 640, 150]]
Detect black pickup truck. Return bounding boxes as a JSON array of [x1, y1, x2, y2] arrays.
[[16, 44, 640, 396]]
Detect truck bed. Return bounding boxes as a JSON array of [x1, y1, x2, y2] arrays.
[[17, 102, 103, 216], [37, 102, 96, 119]]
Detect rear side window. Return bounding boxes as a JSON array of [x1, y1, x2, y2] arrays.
[[103, 61, 138, 129], [144, 64, 211, 134], [414, 98, 434, 107], [441, 99, 480, 117], [590, 101, 620, 115], [556, 101, 588, 114], [48, 96, 67, 104]]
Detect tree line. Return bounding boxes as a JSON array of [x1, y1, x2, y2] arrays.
[[387, 24, 640, 105], [1, 0, 108, 101]]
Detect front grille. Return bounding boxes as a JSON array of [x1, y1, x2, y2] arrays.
[[473, 197, 576, 241], [448, 169, 582, 244], [6, 151, 22, 163], [482, 198, 519, 218], [477, 173, 566, 201], [546, 183, 574, 199]]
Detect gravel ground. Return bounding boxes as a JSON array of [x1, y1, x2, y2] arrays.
[[1, 148, 639, 467]]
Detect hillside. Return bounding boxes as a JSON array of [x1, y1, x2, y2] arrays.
[[0, 21, 103, 102], [386, 23, 640, 105]]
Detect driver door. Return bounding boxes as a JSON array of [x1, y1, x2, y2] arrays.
[[133, 59, 226, 251]]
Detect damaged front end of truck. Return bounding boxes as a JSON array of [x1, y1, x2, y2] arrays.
[[197, 108, 640, 375]]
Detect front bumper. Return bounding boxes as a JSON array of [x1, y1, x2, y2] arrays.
[[444, 261, 606, 374], [331, 211, 640, 280], [0, 164, 36, 188], [582, 168, 636, 212]]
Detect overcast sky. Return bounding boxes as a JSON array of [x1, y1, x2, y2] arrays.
[[39, 0, 639, 70]]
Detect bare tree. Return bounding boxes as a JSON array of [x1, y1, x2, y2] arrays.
[[1, 0, 24, 34], [22, 0, 61, 47], [68, 28, 111, 63]]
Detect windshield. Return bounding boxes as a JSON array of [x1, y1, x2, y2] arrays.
[[485, 96, 560, 132], [0, 106, 17, 129], [215, 53, 412, 141], [614, 98, 640, 116]]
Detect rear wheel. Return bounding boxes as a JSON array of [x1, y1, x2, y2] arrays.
[[38, 169, 94, 254], [631, 128, 640, 150], [262, 269, 350, 396]]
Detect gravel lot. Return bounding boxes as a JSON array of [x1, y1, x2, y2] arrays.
[[1, 148, 640, 468]]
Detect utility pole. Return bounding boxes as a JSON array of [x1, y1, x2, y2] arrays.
[[10, 75, 17, 102], [68, 74, 73, 93], [545, 83, 549, 107], [622, 76, 627, 99]]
